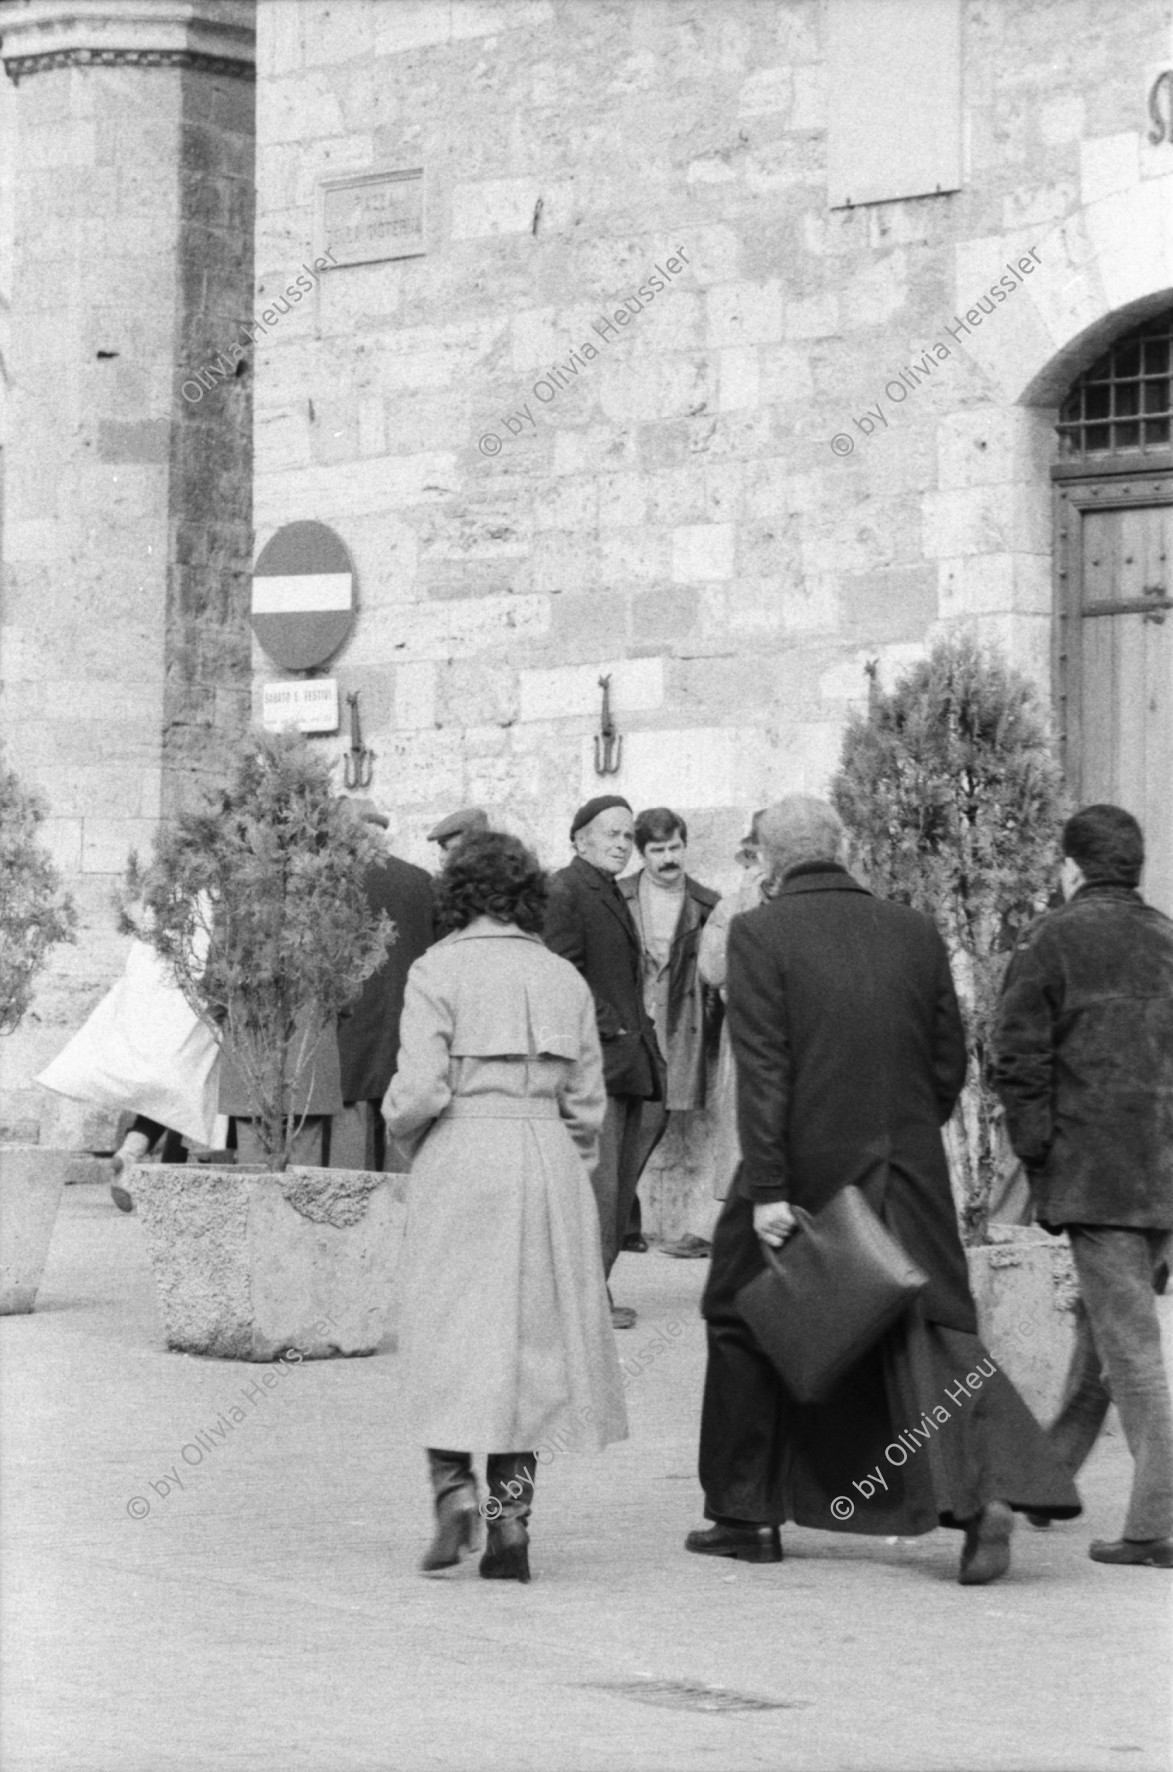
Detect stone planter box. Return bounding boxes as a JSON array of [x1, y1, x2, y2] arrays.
[[966, 1225, 1079, 1423], [131, 1162, 408, 1361], [0, 1146, 69, 1314]]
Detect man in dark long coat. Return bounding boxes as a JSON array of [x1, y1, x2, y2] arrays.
[[687, 795, 1079, 1584], [544, 794, 662, 1328], [333, 799, 435, 1172]]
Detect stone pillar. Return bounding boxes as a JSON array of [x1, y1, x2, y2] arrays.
[[0, 1, 255, 1146]]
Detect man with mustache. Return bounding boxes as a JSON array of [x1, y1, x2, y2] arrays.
[[620, 808, 720, 1250]]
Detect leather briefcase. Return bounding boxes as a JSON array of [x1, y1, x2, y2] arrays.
[[734, 1184, 928, 1404]]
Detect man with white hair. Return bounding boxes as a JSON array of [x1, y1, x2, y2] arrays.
[[686, 795, 1079, 1584]]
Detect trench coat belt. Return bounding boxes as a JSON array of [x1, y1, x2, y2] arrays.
[[439, 1098, 561, 1120]]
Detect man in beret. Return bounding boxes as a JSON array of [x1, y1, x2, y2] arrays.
[[544, 795, 663, 1329], [427, 807, 489, 856]]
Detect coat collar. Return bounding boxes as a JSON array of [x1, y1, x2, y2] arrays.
[[444, 916, 544, 944], [568, 854, 638, 945], [569, 854, 618, 892], [1071, 882, 1145, 907], [619, 870, 717, 909], [777, 862, 871, 898]]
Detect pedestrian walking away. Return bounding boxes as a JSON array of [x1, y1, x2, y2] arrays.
[[383, 831, 627, 1583], [689, 795, 1081, 1585], [544, 795, 663, 1329], [993, 802, 1173, 1570]]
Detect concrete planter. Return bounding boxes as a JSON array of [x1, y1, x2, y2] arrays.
[[131, 1162, 408, 1361], [0, 1146, 69, 1314], [966, 1226, 1079, 1423]]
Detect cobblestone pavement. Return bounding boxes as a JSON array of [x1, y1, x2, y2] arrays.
[[2, 1187, 1170, 1772]]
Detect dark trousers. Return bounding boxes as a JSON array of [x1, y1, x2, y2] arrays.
[[625, 1097, 671, 1238], [594, 1095, 646, 1277], [698, 1190, 1081, 1533], [128, 1116, 187, 1164], [1047, 1226, 1173, 1540], [231, 1117, 330, 1167], [329, 1101, 395, 1172]]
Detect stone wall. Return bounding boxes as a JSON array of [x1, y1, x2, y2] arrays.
[[0, 2, 256, 1146], [251, 0, 1172, 1227], [253, 0, 1171, 869]]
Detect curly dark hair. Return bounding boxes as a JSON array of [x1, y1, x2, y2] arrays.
[[434, 830, 549, 934]]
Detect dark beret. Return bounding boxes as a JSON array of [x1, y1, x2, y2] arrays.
[[570, 795, 632, 840]]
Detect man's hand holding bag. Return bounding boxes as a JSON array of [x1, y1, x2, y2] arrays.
[[735, 1184, 928, 1404]]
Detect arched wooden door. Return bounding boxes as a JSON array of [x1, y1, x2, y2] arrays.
[[1054, 310, 1173, 915]]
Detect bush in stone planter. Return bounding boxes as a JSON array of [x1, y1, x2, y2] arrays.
[[0, 760, 76, 1035], [122, 731, 392, 1173], [829, 634, 1066, 1244]]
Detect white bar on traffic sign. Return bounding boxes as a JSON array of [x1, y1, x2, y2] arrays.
[[252, 573, 352, 615]]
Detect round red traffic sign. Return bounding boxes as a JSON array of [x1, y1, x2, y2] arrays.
[[251, 521, 355, 670]]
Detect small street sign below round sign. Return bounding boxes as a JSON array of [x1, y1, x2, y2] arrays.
[[251, 521, 355, 671]]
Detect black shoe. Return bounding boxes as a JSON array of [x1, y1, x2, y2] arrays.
[[110, 1184, 135, 1214], [1089, 1537, 1173, 1567], [958, 1500, 1015, 1585], [479, 1518, 531, 1582], [685, 1522, 782, 1563], [420, 1488, 480, 1573], [1024, 1511, 1052, 1529], [622, 1232, 649, 1253]]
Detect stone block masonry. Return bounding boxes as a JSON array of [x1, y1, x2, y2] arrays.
[[245, 0, 1173, 1230], [0, 5, 256, 1147], [252, 0, 1162, 874]]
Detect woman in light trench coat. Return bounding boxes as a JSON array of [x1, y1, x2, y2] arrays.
[[383, 832, 628, 1582]]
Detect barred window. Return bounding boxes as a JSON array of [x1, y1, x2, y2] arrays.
[[1057, 308, 1173, 461]]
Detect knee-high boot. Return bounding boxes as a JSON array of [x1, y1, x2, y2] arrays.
[[421, 1448, 480, 1573], [480, 1452, 535, 1583]]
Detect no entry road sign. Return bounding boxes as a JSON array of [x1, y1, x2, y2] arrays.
[[251, 521, 355, 670]]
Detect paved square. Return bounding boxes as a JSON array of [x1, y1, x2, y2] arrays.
[[2, 1189, 1169, 1772]]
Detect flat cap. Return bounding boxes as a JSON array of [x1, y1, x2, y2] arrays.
[[427, 806, 489, 845]]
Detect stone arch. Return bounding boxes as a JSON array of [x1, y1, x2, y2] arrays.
[[929, 172, 1173, 690], [951, 171, 1173, 408]]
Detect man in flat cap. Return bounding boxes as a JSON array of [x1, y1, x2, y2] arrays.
[[545, 795, 663, 1329], [333, 798, 436, 1171], [427, 807, 489, 856]]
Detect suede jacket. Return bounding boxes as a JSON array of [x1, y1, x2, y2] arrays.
[[992, 884, 1173, 1229]]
